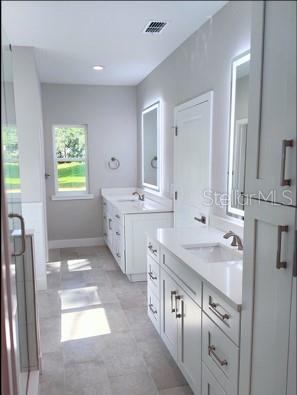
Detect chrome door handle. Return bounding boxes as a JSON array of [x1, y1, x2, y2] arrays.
[[208, 345, 228, 366], [115, 214, 120, 219], [116, 231, 121, 236], [280, 139, 293, 186], [194, 215, 206, 224], [209, 301, 230, 321], [170, 291, 177, 313], [108, 218, 112, 230], [116, 252, 121, 258], [8, 213, 26, 256], [276, 225, 289, 269]]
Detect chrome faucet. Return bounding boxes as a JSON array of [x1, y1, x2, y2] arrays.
[[223, 230, 243, 251], [132, 191, 145, 201]]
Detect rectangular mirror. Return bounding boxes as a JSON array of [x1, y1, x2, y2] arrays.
[[227, 51, 250, 219], [142, 102, 160, 191]]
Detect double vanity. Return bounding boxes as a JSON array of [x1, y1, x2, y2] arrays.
[[146, 225, 243, 395], [101, 188, 173, 281]]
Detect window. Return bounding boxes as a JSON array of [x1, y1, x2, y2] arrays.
[[53, 125, 89, 196], [2, 126, 21, 194]]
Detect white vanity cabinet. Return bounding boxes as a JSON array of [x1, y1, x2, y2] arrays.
[[102, 195, 172, 281], [147, 238, 243, 395]]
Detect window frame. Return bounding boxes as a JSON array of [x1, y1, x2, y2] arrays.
[[52, 124, 90, 197]]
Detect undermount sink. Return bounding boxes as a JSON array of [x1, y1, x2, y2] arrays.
[[182, 243, 242, 263]]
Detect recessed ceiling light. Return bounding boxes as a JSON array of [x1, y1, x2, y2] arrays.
[[92, 65, 104, 71]]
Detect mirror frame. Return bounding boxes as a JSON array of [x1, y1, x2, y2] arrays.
[[141, 102, 161, 191], [227, 50, 250, 219]]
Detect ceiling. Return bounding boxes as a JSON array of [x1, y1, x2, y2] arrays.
[[2, 1, 227, 86]]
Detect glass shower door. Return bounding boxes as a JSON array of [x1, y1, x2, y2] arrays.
[[1, 29, 29, 395]]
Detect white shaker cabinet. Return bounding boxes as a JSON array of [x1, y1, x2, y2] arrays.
[[178, 288, 202, 394], [160, 268, 179, 360], [240, 199, 296, 395], [102, 195, 172, 281], [245, 1, 296, 206]]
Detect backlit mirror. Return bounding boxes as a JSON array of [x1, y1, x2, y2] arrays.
[[142, 102, 160, 191], [227, 51, 250, 218]]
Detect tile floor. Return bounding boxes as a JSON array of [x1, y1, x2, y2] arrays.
[[38, 246, 194, 395]]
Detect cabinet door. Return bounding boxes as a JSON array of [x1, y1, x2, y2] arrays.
[[178, 288, 202, 395], [245, 1, 296, 205], [239, 199, 296, 395], [160, 268, 178, 360], [112, 221, 125, 273], [103, 212, 108, 243], [106, 214, 113, 249]]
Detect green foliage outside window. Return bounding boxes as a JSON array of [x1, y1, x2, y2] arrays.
[[54, 126, 87, 192]]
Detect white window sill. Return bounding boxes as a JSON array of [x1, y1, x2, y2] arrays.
[[51, 194, 94, 201]]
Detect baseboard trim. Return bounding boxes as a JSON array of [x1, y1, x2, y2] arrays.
[[48, 237, 104, 249]]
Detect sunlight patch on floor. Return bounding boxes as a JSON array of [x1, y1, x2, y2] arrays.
[[61, 307, 111, 342], [66, 258, 92, 272], [46, 261, 61, 274], [59, 286, 102, 310]]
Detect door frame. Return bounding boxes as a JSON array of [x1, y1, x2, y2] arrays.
[[173, 90, 214, 225]]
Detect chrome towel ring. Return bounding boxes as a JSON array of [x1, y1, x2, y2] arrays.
[[151, 156, 158, 169], [108, 157, 120, 170]]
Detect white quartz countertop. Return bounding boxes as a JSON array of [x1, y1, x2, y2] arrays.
[[151, 226, 243, 310], [102, 191, 173, 215]]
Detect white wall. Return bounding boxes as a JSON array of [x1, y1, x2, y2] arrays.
[[136, 1, 251, 219], [41, 84, 137, 242], [13, 46, 48, 289]]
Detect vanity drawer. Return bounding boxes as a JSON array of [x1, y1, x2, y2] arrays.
[[161, 248, 202, 307], [147, 286, 160, 333], [202, 313, 239, 395], [202, 363, 228, 395], [147, 255, 160, 297], [147, 237, 160, 263], [203, 285, 240, 345]]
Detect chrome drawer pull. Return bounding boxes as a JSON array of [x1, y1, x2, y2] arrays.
[[149, 303, 157, 314], [171, 291, 177, 312], [148, 243, 157, 255], [280, 139, 293, 186], [175, 295, 183, 318], [276, 225, 289, 269], [209, 302, 230, 321], [148, 271, 157, 281], [208, 345, 228, 366]]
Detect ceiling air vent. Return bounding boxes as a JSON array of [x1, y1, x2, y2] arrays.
[[143, 21, 168, 34]]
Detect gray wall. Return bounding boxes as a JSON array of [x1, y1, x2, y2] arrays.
[[42, 84, 137, 241], [136, 1, 251, 218]]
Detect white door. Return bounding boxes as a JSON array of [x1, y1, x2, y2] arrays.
[[245, 1, 296, 206], [240, 199, 296, 395], [178, 288, 202, 395], [174, 92, 213, 227], [160, 268, 178, 360]]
